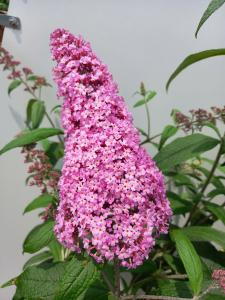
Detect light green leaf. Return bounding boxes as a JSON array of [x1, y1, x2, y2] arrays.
[[23, 220, 54, 254], [1, 277, 17, 288], [31, 100, 45, 129], [166, 49, 225, 91], [195, 0, 225, 37], [204, 202, 225, 225], [0, 128, 63, 155], [170, 229, 203, 295], [55, 257, 98, 300], [23, 194, 55, 214], [154, 134, 220, 172], [133, 90, 156, 107], [158, 125, 178, 150], [8, 80, 21, 95], [23, 251, 52, 270], [48, 237, 64, 262], [182, 226, 225, 249]]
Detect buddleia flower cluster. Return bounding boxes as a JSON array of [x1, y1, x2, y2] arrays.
[[50, 28, 171, 268]]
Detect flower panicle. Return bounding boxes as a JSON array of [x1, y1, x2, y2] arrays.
[[50, 28, 172, 268]]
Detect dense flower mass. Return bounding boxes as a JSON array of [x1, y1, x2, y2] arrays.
[[212, 269, 225, 292], [50, 28, 171, 268]]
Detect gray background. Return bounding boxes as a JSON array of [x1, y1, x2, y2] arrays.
[[1, 0, 225, 299]]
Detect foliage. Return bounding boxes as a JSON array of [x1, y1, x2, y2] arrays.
[[1, 6, 225, 298]]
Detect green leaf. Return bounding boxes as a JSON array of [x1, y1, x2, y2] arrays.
[[158, 125, 178, 150], [133, 90, 156, 107], [182, 226, 225, 249], [30, 100, 45, 129], [23, 220, 54, 254], [204, 202, 225, 225], [44, 141, 64, 166], [154, 134, 219, 172], [156, 279, 192, 298], [27, 75, 38, 81], [23, 251, 52, 270], [1, 277, 17, 288], [166, 49, 225, 91], [170, 229, 203, 295], [55, 257, 98, 300], [84, 280, 108, 300], [8, 80, 21, 95], [207, 188, 225, 199], [167, 191, 192, 215], [23, 194, 55, 214], [0, 128, 63, 155], [26, 99, 36, 126], [51, 105, 61, 114], [16, 262, 67, 299], [48, 238, 64, 262], [195, 0, 225, 37]]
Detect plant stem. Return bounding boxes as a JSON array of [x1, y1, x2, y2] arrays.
[[114, 258, 121, 299], [144, 99, 151, 139], [101, 269, 116, 295], [184, 134, 225, 227]]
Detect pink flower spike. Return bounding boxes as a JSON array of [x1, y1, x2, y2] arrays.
[[50, 28, 172, 268]]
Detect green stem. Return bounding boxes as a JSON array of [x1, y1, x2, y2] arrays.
[[114, 258, 121, 299], [101, 269, 116, 295]]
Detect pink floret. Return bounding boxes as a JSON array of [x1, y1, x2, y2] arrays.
[[50, 28, 172, 268]]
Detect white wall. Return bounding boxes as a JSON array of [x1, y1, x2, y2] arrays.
[[1, 0, 225, 299]]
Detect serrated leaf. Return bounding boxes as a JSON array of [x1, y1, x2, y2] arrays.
[[55, 257, 98, 300], [154, 134, 219, 172], [23, 194, 55, 214], [166, 49, 225, 91], [31, 100, 45, 129], [158, 125, 178, 150], [0, 128, 63, 155], [23, 251, 52, 270], [204, 202, 225, 225], [84, 280, 108, 300], [16, 262, 67, 299], [195, 0, 225, 37], [133, 90, 156, 107], [8, 80, 21, 95], [182, 226, 225, 250], [23, 220, 54, 254], [170, 229, 203, 295]]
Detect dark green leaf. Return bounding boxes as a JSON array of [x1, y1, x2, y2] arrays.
[[207, 188, 225, 199], [23, 194, 55, 214], [156, 279, 192, 298], [166, 49, 225, 91], [167, 191, 192, 215], [195, 0, 225, 37], [8, 80, 21, 95], [45, 142, 64, 166], [31, 100, 45, 129], [84, 280, 108, 300], [182, 226, 225, 250], [55, 257, 98, 300], [23, 251, 52, 270], [154, 134, 219, 172], [0, 128, 63, 155], [204, 202, 225, 225], [23, 220, 54, 254], [159, 125, 178, 150], [170, 229, 203, 295], [133, 90, 156, 107]]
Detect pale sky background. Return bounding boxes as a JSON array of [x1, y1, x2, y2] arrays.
[[1, 0, 225, 299]]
